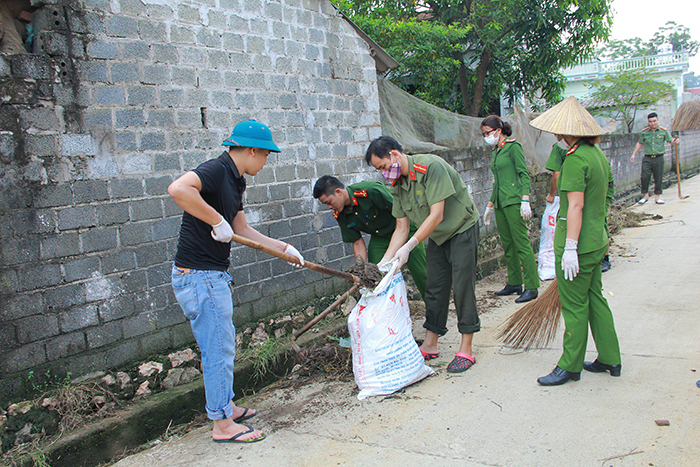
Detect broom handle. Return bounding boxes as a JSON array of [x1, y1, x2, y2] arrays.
[[230, 234, 360, 283], [675, 141, 682, 198]]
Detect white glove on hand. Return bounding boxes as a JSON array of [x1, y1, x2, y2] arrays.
[[211, 217, 234, 243], [561, 238, 579, 281], [392, 237, 419, 268], [483, 205, 494, 226], [284, 244, 305, 268], [520, 200, 532, 220]]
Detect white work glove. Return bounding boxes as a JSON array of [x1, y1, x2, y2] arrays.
[[392, 237, 419, 268], [284, 244, 305, 268], [377, 256, 390, 270], [483, 205, 494, 226], [520, 200, 532, 220], [561, 238, 579, 281], [211, 217, 234, 243]]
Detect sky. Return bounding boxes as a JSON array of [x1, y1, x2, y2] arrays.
[[609, 0, 700, 75]]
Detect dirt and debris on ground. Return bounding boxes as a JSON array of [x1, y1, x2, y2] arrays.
[[345, 257, 383, 289]]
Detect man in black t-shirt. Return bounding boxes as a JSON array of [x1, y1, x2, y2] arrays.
[[169, 119, 304, 444]]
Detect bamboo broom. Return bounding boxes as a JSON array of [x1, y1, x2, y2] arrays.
[[496, 279, 562, 350]]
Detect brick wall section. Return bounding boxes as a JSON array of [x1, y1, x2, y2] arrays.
[[0, 0, 380, 403], [2, 0, 700, 404]]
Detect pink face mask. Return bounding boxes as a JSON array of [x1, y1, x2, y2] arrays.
[[382, 162, 402, 182]]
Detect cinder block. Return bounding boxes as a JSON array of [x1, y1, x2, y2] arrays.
[[139, 328, 173, 355], [59, 206, 97, 230], [130, 198, 163, 221], [139, 132, 166, 151], [121, 312, 156, 339], [105, 16, 138, 38], [59, 305, 99, 332], [74, 179, 109, 203], [0, 341, 47, 373], [61, 134, 96, 156], [94, 86, 125, 105], [170, 25, 195, 44], [116, 109, 145, 128], [10, 55, 53, 79], [109, 178, 143, 199], [44, 282, 86, 310], [147, 109, 175, 127], [81, 227, 118, 253], [160, 89, 184, 107], [37, 31, 69, 57], [101, 250, 136, 273], [87, 320, 123, 349], [24, 135, 56, 157], [134, 242, 168, 267], [138, 20, 167, 43], [197, 29, 220, 48], [84, 109, 113, 128], [154, 153, 180, 171], [16, 313, 59, 344], [207, 50, 229, 70], [63, 256, 101, 282], [45, 332, 87, 361], [152, 44, 178, 64], [120, 0, 147, 16], [87, 42, 118, 60], [147, 263, 171, 288], [40, 232, 79, 260]]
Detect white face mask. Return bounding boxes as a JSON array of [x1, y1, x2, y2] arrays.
[[557, 139, 570, 150], [484, 133, 499, 145]]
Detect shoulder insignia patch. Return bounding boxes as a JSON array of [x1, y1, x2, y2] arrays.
[[505, 138, 517, 143], [332, 211, 339, 219], [353, 190, 368, 197], [409, 169, 416, 181], [413, 164, 427, 174], [642, 127, 650, 131], [659, 126, 667, 130], [352, 197, 358, 206], [565, 144, 579, 156]]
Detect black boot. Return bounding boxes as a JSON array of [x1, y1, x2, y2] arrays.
[[537, 366, 581, 386], [601, 255, 611, 273], [494, 284, 522, 296], [583, 359, 621, 376], [515, 289, 538, 303]]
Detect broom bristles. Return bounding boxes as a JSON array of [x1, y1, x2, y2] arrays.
[[497, 279, 562, 350]]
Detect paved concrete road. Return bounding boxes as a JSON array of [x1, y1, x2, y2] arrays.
[[116, 176, 700, 467]]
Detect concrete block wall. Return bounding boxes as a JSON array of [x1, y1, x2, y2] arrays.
[[0, 0, 381, 403]]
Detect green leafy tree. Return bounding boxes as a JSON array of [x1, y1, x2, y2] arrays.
[[586, 69, 674, 133], [597, 21, 699, 60], [335, 0, 612, 116]]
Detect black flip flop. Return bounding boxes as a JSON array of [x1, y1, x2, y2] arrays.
[[213, 425, 265, 444], [233, 408, 257, 424]]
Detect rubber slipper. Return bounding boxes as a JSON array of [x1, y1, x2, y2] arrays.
[[447, 353, 475, 373], [420, 349, 440, 360], [637, 198, 648, 205], [232, 408, 256, 424], [213, 425, 265, 443], [655, 199, 665, 204]]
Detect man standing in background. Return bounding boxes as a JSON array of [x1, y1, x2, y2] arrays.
[[631, 112, 679, 205]]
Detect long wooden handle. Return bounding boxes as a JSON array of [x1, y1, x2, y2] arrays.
[[230, 234, 359, 283]]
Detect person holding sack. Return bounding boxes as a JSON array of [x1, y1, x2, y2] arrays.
[[481, 115, 539, 303], [530, 97, 621, 386], [364, 136, 481, 373]]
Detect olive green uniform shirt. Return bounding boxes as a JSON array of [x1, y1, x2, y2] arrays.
[[638, 126, 672, 155], [554, 143, 614, 255], [489, 139, 531, 209], [391, 154, 479, 246], [545, 143, 566, 172], [334, 181, 399, 243]]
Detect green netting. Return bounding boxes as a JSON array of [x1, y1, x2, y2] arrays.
[[377, 78, 557, 174]]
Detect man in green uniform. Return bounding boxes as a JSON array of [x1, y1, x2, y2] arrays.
[[364, 136, 481, 374], [313, 175, 427, 299], [630, 112, 679, 205]]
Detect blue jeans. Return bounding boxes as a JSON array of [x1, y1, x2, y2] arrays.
[[171, 265, 236, 420]]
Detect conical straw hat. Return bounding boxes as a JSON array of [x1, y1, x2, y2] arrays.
[[530, 96, 605, 136]]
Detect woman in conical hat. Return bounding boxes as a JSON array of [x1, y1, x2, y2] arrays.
[[530, 97, 621, 386]]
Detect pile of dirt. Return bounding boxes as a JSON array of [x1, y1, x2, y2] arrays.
[[607, 203, 662, 236], [345, 258, 383, 289]]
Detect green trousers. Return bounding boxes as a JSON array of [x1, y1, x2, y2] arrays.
[[495, 204, 540, 290], [641, 155, 664, 195], [423, 224, 480, 336], [555, 246, 621, 373], [367, 233, 427, 300]]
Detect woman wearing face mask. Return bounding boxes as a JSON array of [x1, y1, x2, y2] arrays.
[[529, 96, 620, 386], [481, 115, 540, 303]]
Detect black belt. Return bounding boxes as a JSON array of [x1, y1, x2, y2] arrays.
[[646, 154, 664, 158]]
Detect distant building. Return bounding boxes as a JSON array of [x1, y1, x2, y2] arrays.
[[561, 52, 689, 130]]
